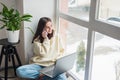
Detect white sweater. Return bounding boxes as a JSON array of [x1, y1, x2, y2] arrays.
[[30, 34, 65, 66]]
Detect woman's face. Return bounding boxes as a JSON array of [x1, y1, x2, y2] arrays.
[[43, 21, 53, 34]]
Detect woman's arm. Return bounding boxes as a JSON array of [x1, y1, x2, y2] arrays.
[[33, 38, 50, 57], [57, 34, 65, 58]]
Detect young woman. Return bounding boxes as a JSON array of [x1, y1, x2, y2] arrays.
[[16, 17, 67, 80]]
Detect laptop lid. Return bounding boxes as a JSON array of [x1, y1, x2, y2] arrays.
[[52, 52, 77, 77], [41, 52, 76, 78]]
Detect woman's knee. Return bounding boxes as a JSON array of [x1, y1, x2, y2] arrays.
[[54, 73, 67, 80], [41, 73, 67, 80], [16, 64, 42, 79]]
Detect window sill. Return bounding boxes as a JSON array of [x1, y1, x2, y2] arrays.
[[66, 71, 80, 80]]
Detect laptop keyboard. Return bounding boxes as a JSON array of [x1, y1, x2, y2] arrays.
[[44, 65, 54, 71], [46, 70, 53, 75]]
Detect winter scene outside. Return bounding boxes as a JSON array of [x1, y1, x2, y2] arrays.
[[92, 33, 120, 80], [60, 18, 88, 80], [60, 0, 120, 80]]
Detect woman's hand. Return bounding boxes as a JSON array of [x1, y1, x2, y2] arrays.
[[42, 31, 48, 39]]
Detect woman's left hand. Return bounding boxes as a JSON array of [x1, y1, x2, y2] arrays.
[[42, 31, 48, 39]]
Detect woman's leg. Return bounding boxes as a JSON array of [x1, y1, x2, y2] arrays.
[[16, 64, 43, 79], [42, 73, 67, 80], [53, 73, 67, 80]]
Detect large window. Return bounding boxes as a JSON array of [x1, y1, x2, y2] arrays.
[[98, 0, 120, 20], [60, 0, 90, 21], [57, 0, 120, 80], [97, 0, 120, 25], [92, 32, 120, 80], [60, 18, 88, 80]]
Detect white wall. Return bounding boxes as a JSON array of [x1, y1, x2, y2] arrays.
[[16, 0, 26, 64], [23, 0, 56, 63]]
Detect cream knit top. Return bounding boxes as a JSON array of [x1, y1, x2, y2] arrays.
[[29, 34, 65, 66]]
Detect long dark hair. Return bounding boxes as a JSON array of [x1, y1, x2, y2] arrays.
[[32, 17, 54, 43]]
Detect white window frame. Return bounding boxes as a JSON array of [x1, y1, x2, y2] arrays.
[[56, 0, 120, 80]]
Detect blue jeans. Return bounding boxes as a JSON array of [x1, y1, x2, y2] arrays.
[[16, 64, 67, 80]]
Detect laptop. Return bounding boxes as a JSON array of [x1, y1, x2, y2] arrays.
[[40, 53, 76, 78]]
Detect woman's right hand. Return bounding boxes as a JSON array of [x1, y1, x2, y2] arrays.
[[42, 31, 48, 39]]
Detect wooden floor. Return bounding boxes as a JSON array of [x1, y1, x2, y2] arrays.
[[0, 68, 19, 80], [0, 76, 74, 80], [0, 68, 74, 80], [1, 77, 74, 80], [0, 77, 74, 80]]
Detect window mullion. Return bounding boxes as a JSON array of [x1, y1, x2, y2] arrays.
[[94, 20, 120, 40], [85, 0, 98, 80], [89, 0, 99, 22], [85, 29, 95, 80], [55, 0, 59, 33], [59, 12, 90, 28]]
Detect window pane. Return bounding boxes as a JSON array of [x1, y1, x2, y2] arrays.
[[60, 0, 90, 21], [91, 32, 120, 80], [60, 18, 88, 80], [98, 0, 120, 24]]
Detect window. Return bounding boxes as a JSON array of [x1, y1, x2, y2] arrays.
[[92, 32, 120, 80], [60, 18, 88, 80], [98, 0, 120, 25], [60, 0, 90, 21], [98, 0, 120, 20], [57, 0, 120, 80]]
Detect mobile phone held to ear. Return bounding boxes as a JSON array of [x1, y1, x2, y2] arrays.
[[44, 31, 48, 38]]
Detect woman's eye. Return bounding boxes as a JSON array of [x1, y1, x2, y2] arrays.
[[47, 26, 50, 28]]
